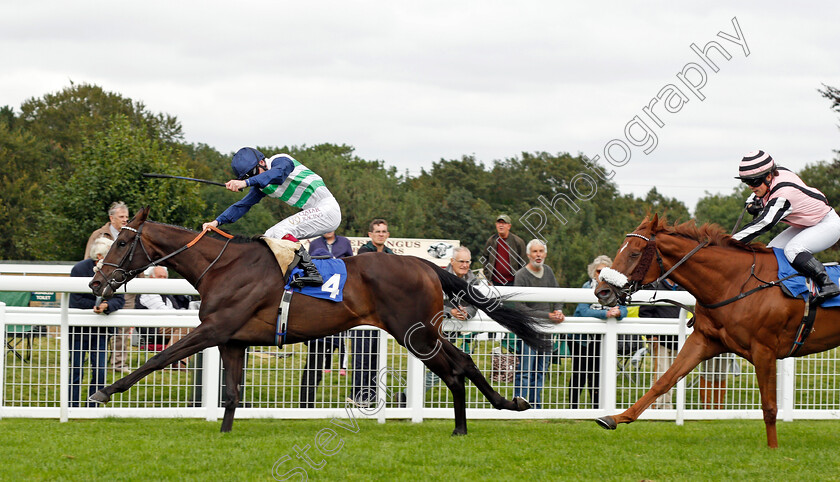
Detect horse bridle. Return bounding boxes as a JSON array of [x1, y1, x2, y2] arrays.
[[100, 222, 234, 293], [607, 232, 708, 315]]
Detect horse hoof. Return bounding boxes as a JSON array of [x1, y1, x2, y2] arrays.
[[88, 390, 111, 405], [451, 428, 467, 436], [596, 416, 617, 430], [512, 396, 531, 411]]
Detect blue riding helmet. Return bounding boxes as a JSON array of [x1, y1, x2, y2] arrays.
[[232, 147, 266, 179]]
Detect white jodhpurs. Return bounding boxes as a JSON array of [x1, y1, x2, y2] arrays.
[[263, 196, 342, 240], [768, 209, 840, 262]]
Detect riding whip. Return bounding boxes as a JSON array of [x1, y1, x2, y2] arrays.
[[142, 173, 226, 187], [731, 206, 747, 234]]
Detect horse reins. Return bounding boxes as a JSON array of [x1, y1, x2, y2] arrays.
[[101, 223, 234, 292], [617, 232, 708, 320], [615, 229, 819, 354]]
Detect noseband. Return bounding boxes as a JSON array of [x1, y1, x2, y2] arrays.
[[606, 232, 708, 306], [100, 223, 234, 293], [100, 224, 151, 293]]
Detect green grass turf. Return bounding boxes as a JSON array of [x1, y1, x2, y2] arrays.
[[2, 418, 840, 480]]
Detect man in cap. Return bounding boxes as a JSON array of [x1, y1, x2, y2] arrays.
[[202, 147, 342, 287], [482, 214, 528, 286]]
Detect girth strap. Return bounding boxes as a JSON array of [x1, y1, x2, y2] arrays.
[[786, 295, 819, 357], [275, 288, 294, 346]]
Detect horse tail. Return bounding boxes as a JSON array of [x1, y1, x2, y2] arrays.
[[422, 260, 553, 352]]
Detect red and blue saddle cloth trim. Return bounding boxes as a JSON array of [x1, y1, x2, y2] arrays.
[[276, 258, 348, 345], [774, 248, 840, 307]]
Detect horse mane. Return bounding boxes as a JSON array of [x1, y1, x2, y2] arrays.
[[647, 216, 773, 253]]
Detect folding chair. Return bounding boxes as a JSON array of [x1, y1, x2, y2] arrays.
[[6, 325, 33, 363]]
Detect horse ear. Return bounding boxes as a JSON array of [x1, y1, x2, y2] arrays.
[[651, 213, 660, 227], [130, 206, 150, 225]]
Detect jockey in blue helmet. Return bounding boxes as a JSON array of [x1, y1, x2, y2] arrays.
[[202, 147, 342, 287]]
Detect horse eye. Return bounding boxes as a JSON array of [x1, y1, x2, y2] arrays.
[[629, 252, 641, 259], [118, 241, 127, 247]]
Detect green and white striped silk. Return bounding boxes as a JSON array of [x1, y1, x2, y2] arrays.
[[260, 159, 327, 209]]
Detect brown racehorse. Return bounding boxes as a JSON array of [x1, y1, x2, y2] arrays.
[[89, 207, 549, 435], [593, 214, 840, 448]]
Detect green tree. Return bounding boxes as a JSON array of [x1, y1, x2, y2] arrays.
[[19, 82, 182, 174], [40, 115, 205, 260], [0, 121, 52, 259]]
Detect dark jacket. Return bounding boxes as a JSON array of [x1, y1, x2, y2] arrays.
[[69, 258, 125, 334], [309, 235, 354, 258], [357, 241, 394, 254], [482, 232, 528, 283]]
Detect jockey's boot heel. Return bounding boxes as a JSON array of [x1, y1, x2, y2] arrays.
[[791, 252, 840, 303], [291, 248, 324, 287]]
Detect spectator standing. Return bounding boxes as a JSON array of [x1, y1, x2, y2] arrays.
[[570, 255, 627, 409], [511, 240, 565, 408], [70, 237, 125, 407], [639, 278, 684, 410], [426, 246, 478, 391], [308, 230, 353, 259], [300, 231, 353, 408], [84, 201, 129, 259], [348, 219, 393, 407], [85, 201, 134, 372], [136, 266, 191, 369], [482, 214, 528, 286]]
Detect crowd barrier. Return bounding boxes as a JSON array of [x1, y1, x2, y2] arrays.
[[1, 273, 839, 424]]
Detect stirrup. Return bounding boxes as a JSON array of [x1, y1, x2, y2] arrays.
[[814, 284, 840, 303], [290, 272, 323, 288]]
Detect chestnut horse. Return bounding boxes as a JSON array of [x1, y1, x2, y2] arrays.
[[88, 207, 548, 435], [593, 214, 840, 448]]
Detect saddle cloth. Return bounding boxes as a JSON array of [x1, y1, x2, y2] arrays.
[[284, 258, 348, 302], [774, 248, 840, 307]]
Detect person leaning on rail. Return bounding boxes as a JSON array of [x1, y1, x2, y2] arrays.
[[732, 149, 840, 302]]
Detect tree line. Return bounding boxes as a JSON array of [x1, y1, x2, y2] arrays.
[[2, 82, 839, 287]]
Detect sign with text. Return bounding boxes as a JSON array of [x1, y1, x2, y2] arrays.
[[301, 237, 460, 267]]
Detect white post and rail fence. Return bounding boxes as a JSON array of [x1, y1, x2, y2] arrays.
[[1, 268, 838, 424]]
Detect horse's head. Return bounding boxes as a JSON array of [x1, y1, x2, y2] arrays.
[[90, 206, 152, 299], [595, 214, 665, 306]]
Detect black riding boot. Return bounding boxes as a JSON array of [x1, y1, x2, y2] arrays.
[[291, 248, 323, 287], [791, 252, 840, 302]]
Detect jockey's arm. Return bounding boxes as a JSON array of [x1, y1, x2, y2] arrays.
[[733, 197, 792, 243], [243, 156, 295, 189], [215, 187, 266, 226]]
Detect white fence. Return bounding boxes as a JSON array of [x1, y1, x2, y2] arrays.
[[2, 273, 839, 424]]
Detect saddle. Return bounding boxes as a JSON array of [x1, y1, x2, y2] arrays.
[[260, 237, 302, 285], [774, 248, 840, 307], [772, 248, 840, 356]]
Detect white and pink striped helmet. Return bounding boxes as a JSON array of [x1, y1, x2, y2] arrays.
[[736, 150, 776, 179]]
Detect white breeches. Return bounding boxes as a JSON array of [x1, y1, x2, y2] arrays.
[[768, 209, 840, 262], [263, 197, 342, 240]]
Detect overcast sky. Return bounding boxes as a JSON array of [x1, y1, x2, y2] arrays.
[[3, 1, 839, 212]]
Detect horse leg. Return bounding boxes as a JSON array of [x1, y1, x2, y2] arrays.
[[449, 343, 530, 411], [751, 346, 779, 448], [596, 332, 724, 430], [89, 322, 227, 404], [408, 337, 470, 435], [219, 342, 248, 433], [427, 340, 529, 413]]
